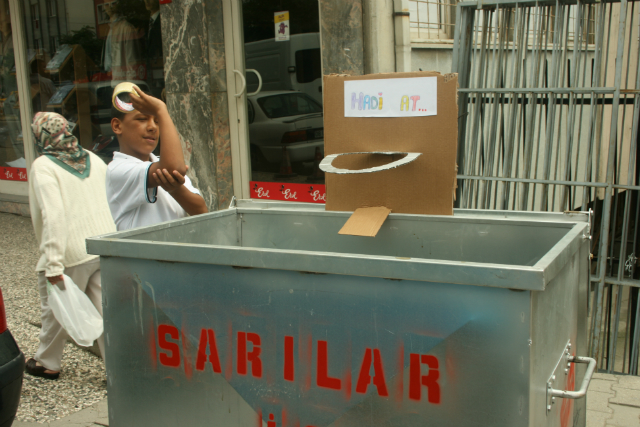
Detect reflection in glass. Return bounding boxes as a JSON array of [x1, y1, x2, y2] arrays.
[[242, 0, 324, 186], [0, 0, 27, 181], [18, 0, 165, 165]]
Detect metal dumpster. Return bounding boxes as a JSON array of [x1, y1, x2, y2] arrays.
[[87, 200, 593, 427]]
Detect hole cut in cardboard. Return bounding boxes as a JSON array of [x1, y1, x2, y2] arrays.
[[320, 152, 421, 174]]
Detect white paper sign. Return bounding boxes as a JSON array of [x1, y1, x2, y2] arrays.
[[344, 77, 438, 118], [274, 11, 290, 42]]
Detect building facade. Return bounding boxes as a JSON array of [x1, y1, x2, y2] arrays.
[[0, 0, 446, 216]]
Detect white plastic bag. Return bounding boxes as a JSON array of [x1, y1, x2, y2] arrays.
[[46, 274, 103, 347]]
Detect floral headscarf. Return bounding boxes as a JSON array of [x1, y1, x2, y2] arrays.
[[31, 112, 90, 179]]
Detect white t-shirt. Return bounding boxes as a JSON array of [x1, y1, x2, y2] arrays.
[[106, 152, 201, 231]]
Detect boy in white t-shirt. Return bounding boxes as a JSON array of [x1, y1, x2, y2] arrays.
[[106, 86, 208, 230]]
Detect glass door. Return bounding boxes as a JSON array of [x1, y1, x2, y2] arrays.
[[0, 0, 29, 195], [226, 0, 326, 204]]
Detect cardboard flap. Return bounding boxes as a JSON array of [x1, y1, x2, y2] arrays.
[[323, 71, 458, 216], [338, 207, 391, 237]]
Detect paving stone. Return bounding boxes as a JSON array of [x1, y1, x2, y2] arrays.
[[587, 409, 613, 427], [0, 213, 107, 423], [11, 422, 50, 427], [593, 373, 618, 382], [617, 375, 640, 391], [94, 399, 108, 424], [588, 391, 615, 414], [610, 386, 640, 408], [590, 379, 617, 393], [606, 403, 640, 427]]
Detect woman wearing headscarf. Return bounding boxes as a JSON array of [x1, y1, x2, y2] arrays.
[[26, 112, 116, 380]]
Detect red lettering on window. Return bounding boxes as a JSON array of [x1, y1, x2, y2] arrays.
[[237, 331, 263, 378], [158, 324, 180, 368], [284, 336, 295, 381], [196, 329, 222, 373], [409, 354, 440, 403], [317, 340, 341, 390], [356, 348, 389, 396]]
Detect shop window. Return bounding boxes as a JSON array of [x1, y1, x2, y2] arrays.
[[257, 93, 321, 119], [242, 0, 325, 200], [17, 0, 167, 165], [46, 0, 57, 17], [30, 4, 39, 30], [295, 48, 320, 84], [49, 35, 58, 52], [0, 0, 27, 182], [247, 99, 255, 124]]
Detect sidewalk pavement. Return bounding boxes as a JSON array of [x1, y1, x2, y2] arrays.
[[9, 372, 640, 426], [12, 399, 107, 427], [587, 373, 640, 426]]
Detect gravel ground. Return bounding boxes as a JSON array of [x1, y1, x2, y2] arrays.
[[0, 212, 106, 423]]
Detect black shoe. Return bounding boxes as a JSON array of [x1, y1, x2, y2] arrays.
[[25, 358, 60, 380]]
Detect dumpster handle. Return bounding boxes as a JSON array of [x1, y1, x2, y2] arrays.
[[549, 356, 596, 400]]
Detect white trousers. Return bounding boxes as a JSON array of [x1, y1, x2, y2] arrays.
[[35, 258, 105, 371]]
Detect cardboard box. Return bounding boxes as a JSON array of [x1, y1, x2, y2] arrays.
[[323, 71, 458, 218]]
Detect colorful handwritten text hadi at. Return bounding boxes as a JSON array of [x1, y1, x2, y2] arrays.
[[344, 76, 438, 118]]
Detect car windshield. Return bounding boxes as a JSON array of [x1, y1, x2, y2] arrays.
[[257, 93, 323, 119]]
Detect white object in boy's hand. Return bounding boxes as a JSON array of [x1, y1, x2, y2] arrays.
[[112, 81, 141, 113]]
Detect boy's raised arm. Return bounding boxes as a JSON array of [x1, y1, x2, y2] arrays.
[[130, 87, 187, 178]]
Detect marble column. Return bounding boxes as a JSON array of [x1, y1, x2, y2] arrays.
[[320, 0, 365, 76], [160, 0, 233, 212]]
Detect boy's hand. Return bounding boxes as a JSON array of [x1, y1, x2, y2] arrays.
[[130, 86, 167, 117], [151, 167, 189, 194]]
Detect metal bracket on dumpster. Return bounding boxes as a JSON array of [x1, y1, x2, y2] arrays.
[[546, 340, 597, 413]]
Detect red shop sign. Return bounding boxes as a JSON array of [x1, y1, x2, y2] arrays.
[[250, 181, 326, 204], [1, 167, 27, 182]]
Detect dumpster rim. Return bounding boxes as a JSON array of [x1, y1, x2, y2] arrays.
[[87, 207, 588, 291]]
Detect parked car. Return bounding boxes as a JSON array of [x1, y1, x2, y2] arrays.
[[0, 287, 24, 427], [248, 91, 324, 164]]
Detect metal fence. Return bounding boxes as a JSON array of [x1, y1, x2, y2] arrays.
[[452, 0, 640, 375], [411, 0, 596, 42]]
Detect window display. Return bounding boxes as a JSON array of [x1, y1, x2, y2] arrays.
[[18, 0, 165, 166], [242, 0, 326, 203], [0, 0, 27, 182]]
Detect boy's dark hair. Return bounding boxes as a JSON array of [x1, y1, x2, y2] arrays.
[[110, 91, 131, 121]]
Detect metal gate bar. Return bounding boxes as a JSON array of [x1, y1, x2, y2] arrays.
[[453, 0, 640, 374]]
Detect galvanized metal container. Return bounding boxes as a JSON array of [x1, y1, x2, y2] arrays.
[[87, 201, 593, 427]]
